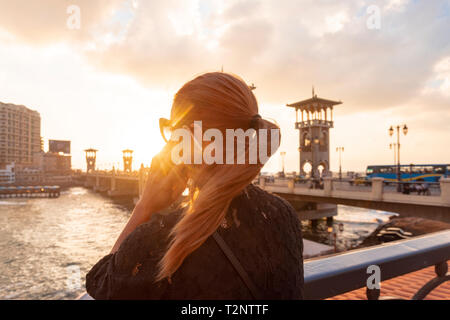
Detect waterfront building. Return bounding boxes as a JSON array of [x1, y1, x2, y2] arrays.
[[43, 152, 72, 175], [0, 162, 15, 184], [14, 165, 43, 184], [0, 142, 72, 185], [33, 145, 72, 176], [44, 150, 72, 184], [0, 102, 42, 165], [31, 150, 72, 184]]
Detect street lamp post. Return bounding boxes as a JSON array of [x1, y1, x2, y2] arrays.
[[280, 151, 286, 176], [389, 143, 397, 166], [389, 125, 408, 192], [336, 147, 344, 180]]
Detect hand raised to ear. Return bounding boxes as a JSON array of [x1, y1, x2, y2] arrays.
[[139, 142, 189, 215]]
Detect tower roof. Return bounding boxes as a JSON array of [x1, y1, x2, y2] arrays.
[[287, 95, 342, 110]]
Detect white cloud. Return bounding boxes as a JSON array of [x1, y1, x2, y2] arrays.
[[1, 0, 449, 170], [325, 11, 350, 34], [434, 56, 450, 93], [384, 0, 410, 12]]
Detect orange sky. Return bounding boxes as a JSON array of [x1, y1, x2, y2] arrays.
[[0, 0, 449, 173]]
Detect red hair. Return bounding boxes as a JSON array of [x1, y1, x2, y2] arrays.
[[156, 72, 280, 281]]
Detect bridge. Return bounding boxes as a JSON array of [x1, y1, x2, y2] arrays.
[[258, 177, 450, 223], [74, 168, 450, 223], [77, 169, 146, 199], [76, 92, 450, 224]]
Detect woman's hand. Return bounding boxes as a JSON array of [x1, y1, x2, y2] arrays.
[[110, 142, 189, 253], [138, 142, 189, 215]]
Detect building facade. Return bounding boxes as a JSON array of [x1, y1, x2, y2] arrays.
[[0, 151, 72, 185], [0, 162, 15, 184], [14, 165, 42, 185], [0, 102, 74, 186], [0, 102, 42, 165]]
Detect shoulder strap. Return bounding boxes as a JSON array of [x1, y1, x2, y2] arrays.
[[212, 231, 262, 299]]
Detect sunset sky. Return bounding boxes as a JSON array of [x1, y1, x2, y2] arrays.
[[0, 0, 449, 173]]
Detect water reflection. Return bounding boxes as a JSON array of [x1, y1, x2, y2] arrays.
[[0, 187, 130, 300], [302, 205, 396, 252]]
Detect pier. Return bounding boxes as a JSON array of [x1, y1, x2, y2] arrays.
[[0, 185, 61, 198]]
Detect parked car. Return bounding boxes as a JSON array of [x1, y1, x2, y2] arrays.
[[350, 176, 371, 186]]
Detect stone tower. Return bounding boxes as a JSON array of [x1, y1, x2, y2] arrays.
[[287, 89, 342, 178], [84, 149, 98, 173], [122, 149, 133, 173]]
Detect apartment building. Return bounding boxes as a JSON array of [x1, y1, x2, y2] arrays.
[[0, 162, 15, 184], [0, 102, 42, 165]]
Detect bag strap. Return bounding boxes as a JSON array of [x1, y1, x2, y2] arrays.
[[212, 231, 262, 299]]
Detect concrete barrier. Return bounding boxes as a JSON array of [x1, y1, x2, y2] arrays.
[[323, 177, 333, 196], [440, 178, 450, 204], [371, 177, 384, 201], [288, 179, 295, 193]]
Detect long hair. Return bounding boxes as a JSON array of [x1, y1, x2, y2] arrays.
[[156, 72, 280, 281]]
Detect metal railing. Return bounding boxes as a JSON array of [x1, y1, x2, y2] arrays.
[[78, 231, 449, 300], [257, 177, 449, 209], [381, 180, 441, 196], [261, 177, 442, 193], [304, 230, 450, 300], [333, 180, 371, 193]]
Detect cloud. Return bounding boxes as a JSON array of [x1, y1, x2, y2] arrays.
[[1, 0, 448, 113], [384, 0, 410, 12], [0, 0, 123, 44], [61, 0, 448, 114]]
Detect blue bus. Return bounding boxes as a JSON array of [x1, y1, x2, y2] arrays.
[[366, 164, 450, 183]]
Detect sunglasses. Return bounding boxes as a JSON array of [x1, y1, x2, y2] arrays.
[[160, 117, 200, 143], [159, 118, 175, 143]]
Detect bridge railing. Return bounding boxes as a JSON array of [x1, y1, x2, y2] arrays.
[[380, 180, 441, 196], [77, 230, 450, 300], [258, 176, 450, 206], [304, 230, 450, 300], [332, 180, 371, 193], [263, 177, 441, 193]]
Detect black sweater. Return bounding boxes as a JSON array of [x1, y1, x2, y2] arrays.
[[86, 184, 304, 299]]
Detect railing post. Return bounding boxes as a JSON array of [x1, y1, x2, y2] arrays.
[[371, 177, 384, 200], [260, 177, 266, 189], [323, 177, 333, 196], [138, 164, 145, 198], [440, 177, 450, 204], [111, 168, 116, 192], [84, 175, 90, 188], [288, 179, 295, 193]]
